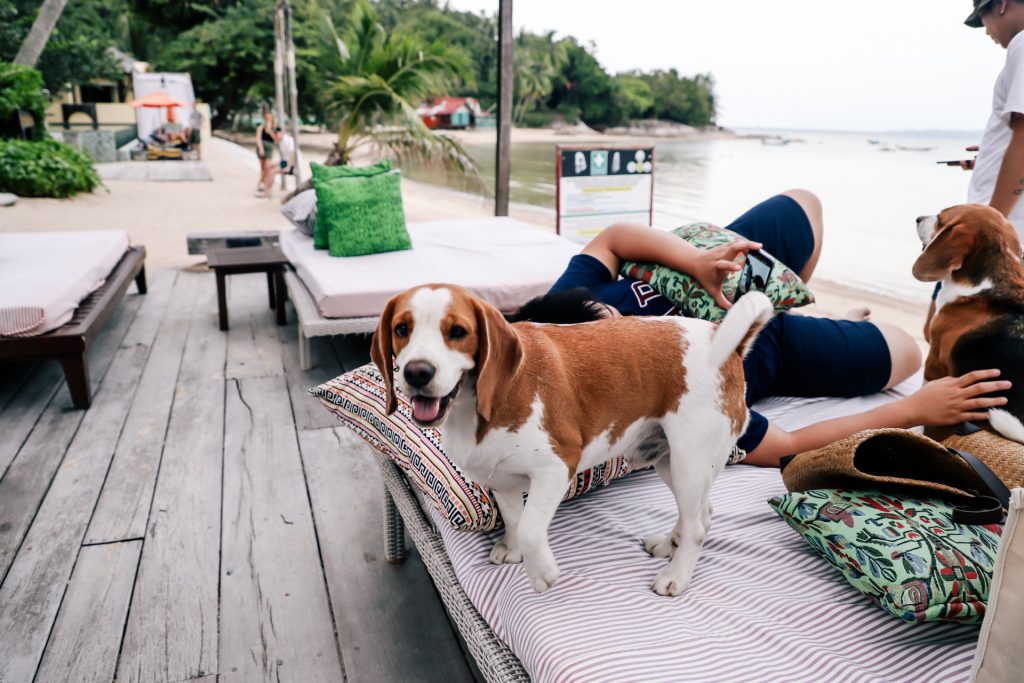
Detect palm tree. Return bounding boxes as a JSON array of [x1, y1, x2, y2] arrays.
[[14, 0, 70, 67], [313, 0, 485, 192]]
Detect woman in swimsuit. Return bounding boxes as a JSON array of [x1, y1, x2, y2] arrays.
[[255, 110, 277, 198]]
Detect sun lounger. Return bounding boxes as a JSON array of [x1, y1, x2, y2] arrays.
[[281, 217, 580, 369], [0, 231, 146, 409], [372, 374, 982, 682]]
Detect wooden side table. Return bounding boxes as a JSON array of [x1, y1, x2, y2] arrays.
[[207, 245, 290, 331]]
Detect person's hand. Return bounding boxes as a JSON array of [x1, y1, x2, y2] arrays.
[[692, 239, 763, 309], [961, 145, 979, 171], [898, 369, 1011, 427]]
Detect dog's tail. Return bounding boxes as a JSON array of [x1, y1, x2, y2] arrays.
[[989, 408, 1024, 445], [709, 292, 774, 369]]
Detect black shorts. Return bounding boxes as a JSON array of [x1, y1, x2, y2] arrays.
[[726, 195, 892, 453]]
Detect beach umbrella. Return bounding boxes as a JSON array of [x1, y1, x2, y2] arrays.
[[128, 91, 187, 122]]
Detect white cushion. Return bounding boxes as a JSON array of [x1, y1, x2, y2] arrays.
[[0, 230, 131, 337], [280, 217, 580, 318]]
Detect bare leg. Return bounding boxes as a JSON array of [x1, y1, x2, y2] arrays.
[[873, 320, 923, 389], [782, 188, 824, 283]]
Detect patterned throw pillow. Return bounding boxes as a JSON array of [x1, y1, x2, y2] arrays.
[[280, 189, 317, 236], [769, 488, 1003, 623], [620, 222, 814, 323], [310, 364, 634, 532]]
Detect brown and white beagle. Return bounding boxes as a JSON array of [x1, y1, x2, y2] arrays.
[[371, 284, 773, 596], [915, 204, 1024, 442]]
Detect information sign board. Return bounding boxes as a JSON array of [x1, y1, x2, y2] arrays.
[[556, 146, 655, 243]]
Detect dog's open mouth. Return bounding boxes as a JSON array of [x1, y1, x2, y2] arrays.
[[410, 379, 462, 425]]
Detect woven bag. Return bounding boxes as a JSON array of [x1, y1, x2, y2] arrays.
[[942, 425, 1024, 489]]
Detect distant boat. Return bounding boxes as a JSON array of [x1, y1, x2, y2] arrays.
[[867, 139, 883, 145], [761, 137, 792, 146], [896, 145, 936, 152]]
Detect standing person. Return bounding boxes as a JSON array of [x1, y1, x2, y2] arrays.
[[188, 107, 204, 160], [255, 110, 277, 198], [276, 127, 296, 189], [926, 0, 1024, 339]]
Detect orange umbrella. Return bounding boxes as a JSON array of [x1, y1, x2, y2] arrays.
[[128, 91, 188, 122]]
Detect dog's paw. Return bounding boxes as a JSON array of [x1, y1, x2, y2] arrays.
[[651, 567, 691, 597], [526, 560, 560, 593], [643, 533, 675, 558], [488, 539, 523, 565]]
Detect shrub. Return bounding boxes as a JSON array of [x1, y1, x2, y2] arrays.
[[0, 63, 50, 140], [0, 139, 100, 198]]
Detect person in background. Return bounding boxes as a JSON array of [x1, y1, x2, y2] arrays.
[[928, 0, 1024, 337], [255, 110, 277, 198], [276, 127, 296, 188], [188, 107, 204, 160]]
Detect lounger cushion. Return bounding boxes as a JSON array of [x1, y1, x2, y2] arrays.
[[620, 222, 814, 322], [0, 230, 131, 337], [770, 488, 1002, 623], [311, 364, 634, 531]]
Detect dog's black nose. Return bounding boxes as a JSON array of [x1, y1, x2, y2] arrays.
[[404, 361, 436, 388], [916, 216, 927, 224]]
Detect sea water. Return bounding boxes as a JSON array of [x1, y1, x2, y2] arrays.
[[429, 129, 982, 303]]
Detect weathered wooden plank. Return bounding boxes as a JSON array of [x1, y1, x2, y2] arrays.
[[225, 273, 285, 380], [0, 325, 157, 681], [0, 294, 142, 584], [0, 360, 36, 416], [34, 540, 142, 683], [116, 277, 224, 683], [298, 426, 474, 683], [219, 376, 345, 683], [0, 359, 63, 480], [85, 272, 196, 544], [279, 322, 343, 432]]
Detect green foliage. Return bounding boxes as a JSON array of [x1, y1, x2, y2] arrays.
[[0, 62, 49, 139], [614, 75, 655, 121], [0, 0, 127, 94], [547, 40, 624, 129], [0, 138, 100, 197], [636, 70, 717, 127]]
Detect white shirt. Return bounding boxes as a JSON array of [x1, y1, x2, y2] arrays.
[[279, 133, 295, 162], [969, 31, 1024, 238]]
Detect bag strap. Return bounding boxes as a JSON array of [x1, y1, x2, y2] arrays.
[[946, 447, 1011, 524]]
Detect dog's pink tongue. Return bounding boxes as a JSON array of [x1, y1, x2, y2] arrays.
[[412, 396, 442, 422]]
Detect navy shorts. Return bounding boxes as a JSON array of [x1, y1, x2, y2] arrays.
[[726, 195, 892, 454]]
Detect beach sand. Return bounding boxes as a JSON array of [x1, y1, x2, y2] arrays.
[[0, 134, 928, 348]]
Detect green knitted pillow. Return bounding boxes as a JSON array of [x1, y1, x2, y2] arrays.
[[312, 165, 411, 258], [310, 160, 397, 250], [620, 222, 814, 323], [769, 488, 1003, 623]]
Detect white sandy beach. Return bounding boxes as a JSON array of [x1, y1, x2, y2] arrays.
[[0, 133, 928, 348]]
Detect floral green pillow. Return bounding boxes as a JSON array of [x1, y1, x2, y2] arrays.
[[312, 167, 411, 258], [309, 160, 395, 250], [769, 488, 1003, 623], [620, 222, 814, 322]]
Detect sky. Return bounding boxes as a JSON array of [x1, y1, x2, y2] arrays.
[[444, 0, 1006, 132]]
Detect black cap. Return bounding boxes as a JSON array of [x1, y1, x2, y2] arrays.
[[966, 0, 995, 28]]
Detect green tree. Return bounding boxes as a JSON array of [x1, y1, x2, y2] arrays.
[[547, 39, 624, 129], [315, 0, 482, 190], [614, 74, 654, 120]]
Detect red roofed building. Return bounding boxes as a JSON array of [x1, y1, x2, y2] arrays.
[[416, 97, 487, 130]]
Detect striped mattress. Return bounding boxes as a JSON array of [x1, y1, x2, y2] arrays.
[[423, 373, 982, 682]]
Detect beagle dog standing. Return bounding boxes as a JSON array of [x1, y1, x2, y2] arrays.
[[371, 284, 773, 596], [915, 204, 1024, 442]]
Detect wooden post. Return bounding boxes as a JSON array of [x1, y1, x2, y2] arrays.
[[274, 3, 287, 189], [495, 0, 513, 217], [283, 0, 303, 186]]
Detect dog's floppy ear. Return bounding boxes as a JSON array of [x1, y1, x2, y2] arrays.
[[912, 224, 975, 282], [370, 297, 399, 415], [474, 298, 523, 422]]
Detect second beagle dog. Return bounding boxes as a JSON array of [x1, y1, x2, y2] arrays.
[[915, 204, 1024, 442], [371, 284, 773, 596]]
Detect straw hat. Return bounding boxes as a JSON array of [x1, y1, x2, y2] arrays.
[[781, 428, 1015, 500]]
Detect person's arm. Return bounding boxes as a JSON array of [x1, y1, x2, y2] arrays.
[[255, 124, 265, 156], [582, 223, 762, 309], [989, 114, 1024, 217], [743, 369, 1011, 467]]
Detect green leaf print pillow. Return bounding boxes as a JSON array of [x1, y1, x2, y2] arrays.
[[619, 222, 814, 323], [769, 488, 1003, 624]]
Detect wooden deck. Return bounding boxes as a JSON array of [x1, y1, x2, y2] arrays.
[[0, 270, 476, 683]]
